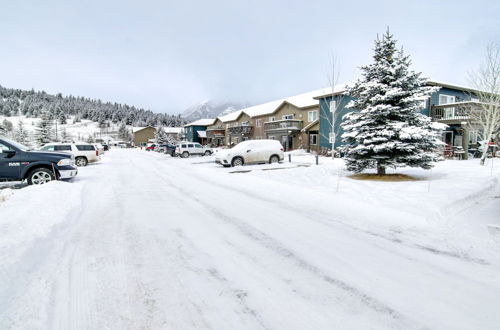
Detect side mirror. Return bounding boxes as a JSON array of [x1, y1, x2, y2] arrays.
[[246, 149, 251, 153], [2, 149, 16, 158]]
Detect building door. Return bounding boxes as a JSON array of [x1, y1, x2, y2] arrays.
[[281, 136, 293, 151]]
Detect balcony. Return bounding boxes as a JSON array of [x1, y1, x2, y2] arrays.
[[430, 102, 476, 123], [228, 123, 253, 135], [264, 119, 303, 132], [206, 128, 225, 138]]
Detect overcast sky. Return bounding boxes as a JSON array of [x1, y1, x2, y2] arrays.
[[1, 0, 499, 114]]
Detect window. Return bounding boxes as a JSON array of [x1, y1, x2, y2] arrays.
[[195, 144, 202, 148], [329, 132, 335, 143], [181, 144, 187, 148], [76, 145, 95, 151], [439, 94, 456, 105], [309, 134, 318, 145], [188, 144, 194, 148], [0, 143, 9, 151], [255, 119, 262, 128], [41, 145, 55, 151], [282, 114, 294, 120], [269, 116, 275, 122], [329, 100, 337, 112], [308, 111, 318, 122], [469, 130, 479, 145], [54, 145, 71, 151]]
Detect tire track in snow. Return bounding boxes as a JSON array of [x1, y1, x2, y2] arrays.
[[143, 160, 425, 330]]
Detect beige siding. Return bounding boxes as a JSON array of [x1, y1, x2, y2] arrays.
[[133, 127, 156, 146]]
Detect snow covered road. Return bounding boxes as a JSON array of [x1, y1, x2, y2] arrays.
[[1, 149, 499, 329]]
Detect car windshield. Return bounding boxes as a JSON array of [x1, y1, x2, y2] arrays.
[[2, 138, 32, 151]]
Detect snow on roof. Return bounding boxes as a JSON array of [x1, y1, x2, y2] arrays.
[[163, 127, 183, 134], [426, 80, 481, 93], [219, 110, 245, 123], [197, 130, 207, 138], [218, 87, 335, 120], [132, 126, 155, 133], [184, 118, 216, 127], [311, 83, 349, 99]]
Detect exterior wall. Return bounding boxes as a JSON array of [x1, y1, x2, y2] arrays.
[[207, 118, 225, 146], [262, 103, 315, 151], [318, 86, 477, 151], [305, 121, 320, 153], [226, 113, 252, 146], [319, 95, 355, 150], [184, 125, 206, 143], [133, 127, 156, 146]]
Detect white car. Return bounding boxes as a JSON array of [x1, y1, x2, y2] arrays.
[[94, 143, 105, 156], [175, 142, 212, 158], [40, 143, 100, 167], [215, 139, 284, 167]]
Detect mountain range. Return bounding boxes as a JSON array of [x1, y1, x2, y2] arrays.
[[181, 100, 249, 122]]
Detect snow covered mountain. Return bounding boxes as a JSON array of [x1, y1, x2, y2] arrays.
[[181, 101, 248, 122]]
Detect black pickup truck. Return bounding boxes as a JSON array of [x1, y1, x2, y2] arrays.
[[0, 137, 78, 185]]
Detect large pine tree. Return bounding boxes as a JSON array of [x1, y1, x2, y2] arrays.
[[155, 125, 168, 143], [341, 30, 445, 175], [34, 111, 54, 146]]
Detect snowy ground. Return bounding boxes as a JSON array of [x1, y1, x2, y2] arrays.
[[0, 149, 499, 329]]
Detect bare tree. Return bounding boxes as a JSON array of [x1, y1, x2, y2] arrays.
[[320, 55, 346, 158], [468, 42, 500, 165]]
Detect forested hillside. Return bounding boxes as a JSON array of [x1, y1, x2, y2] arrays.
[[0, 85, 184, 127]]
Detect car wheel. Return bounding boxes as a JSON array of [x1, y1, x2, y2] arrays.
[[204, 150, 212, 156], [75, 157, 88, 167], [231, 157, 244, 167], [27, 168, 55, 185], [182, 151, 189, 158], [269, 155, 280, 164]]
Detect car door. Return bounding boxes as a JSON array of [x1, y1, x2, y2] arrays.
[[187, 143, 195, 154], [194, 143, 203, 155], [243, 142, 260, 164], [0, 142, 21, 179]]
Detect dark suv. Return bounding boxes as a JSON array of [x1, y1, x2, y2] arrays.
[[157, 143, 177, 156], [0, 137, 78, 185]]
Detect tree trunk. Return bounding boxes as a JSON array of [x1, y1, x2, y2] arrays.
[[462, 128, 469, 160], [480, 132, 493, 166], [377, 163, 386, 175]]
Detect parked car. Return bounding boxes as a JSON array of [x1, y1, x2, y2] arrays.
[[145, 144, 157, 151], [0, 138, 77, 185], [101, 144, 110, 151], [175, 142, 212, 158], [94, 143, 105, 155], [215, 139, 284, 167], [40, 142, 100, 167], [157, 143, 177, 156]]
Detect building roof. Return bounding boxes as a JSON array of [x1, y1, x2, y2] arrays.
[[163, 127, 183, 134], [219, 110, 245, 123], [217, 87, 333, 121], [132, 126, 155, 133], [301, 119, 319, 132], [197, 130, 207, 138], [184, 118, 216, 127]]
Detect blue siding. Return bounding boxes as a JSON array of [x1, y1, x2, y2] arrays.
[[184, 125, 206, 143], [318, 85, 475, 150]]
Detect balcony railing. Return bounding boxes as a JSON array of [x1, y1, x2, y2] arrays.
[[228, 125, 253, 135], [429, 102, 481, 122], [206, 129, 225, 138], [206, 125, 224, 131], [264, 119, 303, 132]]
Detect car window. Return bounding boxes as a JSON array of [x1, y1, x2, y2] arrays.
[[54, 145, 72, 151], [76, 145, 95, 151], [188, 144, 194, 148], [41, 145, 55, 151], [195, 144, 202, 148], [181, 144, 187, 148], [0, 143, 9, 151]]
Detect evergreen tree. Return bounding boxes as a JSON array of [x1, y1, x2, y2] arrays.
[[118, 123, 132, 141], [2, 119, 14, 133], [341, 30, 445, 175], [155, 125, 168, 143], [15, 120, 30, 144], [34, 111, 54, 146]]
